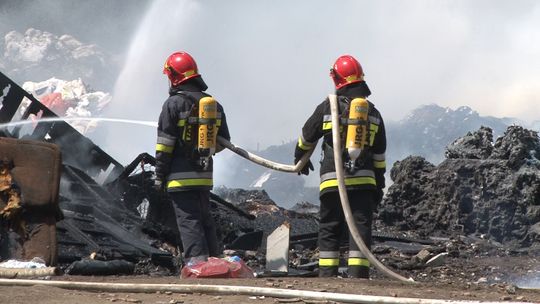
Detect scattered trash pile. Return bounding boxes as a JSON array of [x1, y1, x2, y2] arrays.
[[23, 77, 111, 134]]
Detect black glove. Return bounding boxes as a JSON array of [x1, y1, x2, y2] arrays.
[[294, 144, 314, 176], [295, 157, 314, 176]]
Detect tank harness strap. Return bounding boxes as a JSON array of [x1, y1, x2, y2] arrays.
[[341, 118, 369, 126], [187, 117, 217, 125]]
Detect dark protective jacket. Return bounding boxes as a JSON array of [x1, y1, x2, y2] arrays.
[[295, 82, 386, 196], [155, 80, 230, 192]]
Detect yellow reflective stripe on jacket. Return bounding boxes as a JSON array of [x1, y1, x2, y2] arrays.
[[322, 122, 332, 130], [373, 160, 386, 169], [320, 176, 376, 191], [348, 258, 370, 267], [322, 123, 343, 132], [156, 144, 174, 153], [167, 179, 213, 188], [176, 110, 192, 127], [319, 258, 339, 267], [372, 153, 385, 169], [369, 123, 379, 146], [298, 137, 313, 151]]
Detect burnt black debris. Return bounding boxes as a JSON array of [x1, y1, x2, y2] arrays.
[[289, 201, 320, 215], [378, 126, 540, 248], [214, 187, 319, 239]]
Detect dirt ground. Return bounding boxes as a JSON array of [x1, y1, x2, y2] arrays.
[[1, 255, 540, 304]]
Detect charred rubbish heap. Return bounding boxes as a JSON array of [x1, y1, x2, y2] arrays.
[[378, 125, 540, 249]]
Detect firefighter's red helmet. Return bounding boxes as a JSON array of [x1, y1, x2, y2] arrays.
[[330, 55, 364, 89], [163, 51, 200, 86]]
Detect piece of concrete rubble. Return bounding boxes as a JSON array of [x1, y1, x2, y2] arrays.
[[425, 252, 448, 267], [415, 249, 432, 263], [266, 222, 290, 273]]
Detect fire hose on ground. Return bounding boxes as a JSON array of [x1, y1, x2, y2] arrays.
[[0, 267, 59, 278], [0, 279, 530, 304], [217, 94, 413, 283]]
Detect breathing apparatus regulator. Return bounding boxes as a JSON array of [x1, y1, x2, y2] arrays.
[[344, 97, 370, 172], [196, 96, 218, 169]]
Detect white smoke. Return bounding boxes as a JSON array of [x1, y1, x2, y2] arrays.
[[103, 0, 540, 166]]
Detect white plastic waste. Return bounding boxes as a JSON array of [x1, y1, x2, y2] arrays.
[[0, 257, 47, 269]]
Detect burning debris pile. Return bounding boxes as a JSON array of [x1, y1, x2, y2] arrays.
[[378, 125, 540, 249]]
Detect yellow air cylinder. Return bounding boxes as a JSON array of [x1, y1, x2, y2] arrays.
[[345, 97, 369, 163], [197, 97, 218, 157]]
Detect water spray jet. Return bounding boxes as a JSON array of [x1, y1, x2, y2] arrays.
[[0, 117, 158, 130]]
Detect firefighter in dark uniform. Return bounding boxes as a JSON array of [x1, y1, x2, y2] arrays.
[[294, 55, 386, 278], [154, 51, 231, 265]]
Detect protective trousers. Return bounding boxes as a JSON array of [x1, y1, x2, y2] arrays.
[[318, 190, 374, 278], [169, 190, 219, 263]]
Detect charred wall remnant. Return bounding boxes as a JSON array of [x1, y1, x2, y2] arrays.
[[378, 126, 540, 248]]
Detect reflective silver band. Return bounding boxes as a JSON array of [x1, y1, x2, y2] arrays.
[[319, 251, 340, 258], [168, 171, 213, 180], [368, 115, 380, 125], [178, 110, 192, 119], [320, 170, 375, 182], [348, 250, 366, 258], [372, 153, 385, 161], [157, 136, 176, 146]]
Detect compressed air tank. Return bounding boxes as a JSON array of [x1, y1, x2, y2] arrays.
[[345, 97, 369, 163], [197, 96, 217, 157]]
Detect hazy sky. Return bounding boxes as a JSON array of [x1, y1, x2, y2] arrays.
[[2, 0, 540, 164]]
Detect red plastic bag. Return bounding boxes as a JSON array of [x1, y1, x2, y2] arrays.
[[180, 257, 255, 279], [229, 258, 256, 278]]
